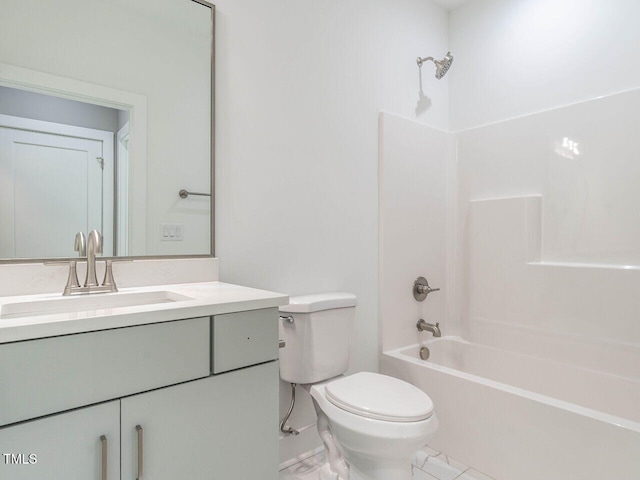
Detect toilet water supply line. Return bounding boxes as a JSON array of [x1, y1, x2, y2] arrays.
[[278, 315, 315, 437], [280, 383, 300, 436]]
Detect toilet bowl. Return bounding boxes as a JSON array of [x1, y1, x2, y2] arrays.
[[308, 373, 438, 480], [279, 293, 438, 480]]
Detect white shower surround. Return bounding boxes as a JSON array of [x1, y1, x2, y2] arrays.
[[379, 87, 640, 479]]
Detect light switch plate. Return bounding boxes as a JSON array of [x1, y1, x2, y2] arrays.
[[160, 223, 184, 241]]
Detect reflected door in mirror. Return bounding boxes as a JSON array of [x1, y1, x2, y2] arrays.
[[0, 118, 114, 258]]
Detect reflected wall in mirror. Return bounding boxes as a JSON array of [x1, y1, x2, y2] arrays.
[[0, 0, 214, 261]]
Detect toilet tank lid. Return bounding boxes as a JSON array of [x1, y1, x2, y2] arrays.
[[279, 292, 357, 313]]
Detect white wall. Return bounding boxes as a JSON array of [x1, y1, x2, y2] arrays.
[[212, 0, 450, 464], [449, 0, 640, 131]]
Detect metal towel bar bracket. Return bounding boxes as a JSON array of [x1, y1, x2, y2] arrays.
[[179, 189, 211, 199]]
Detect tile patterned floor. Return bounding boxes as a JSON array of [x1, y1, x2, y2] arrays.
[[280, 445, 495, 480], [410, 446, 494, 480]]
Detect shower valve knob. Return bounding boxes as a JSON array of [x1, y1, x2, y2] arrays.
[[413, 276, 440, 302], [417, 284, 440, 294]]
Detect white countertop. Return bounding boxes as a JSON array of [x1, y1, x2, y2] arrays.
[[0, 281, 288, 344]]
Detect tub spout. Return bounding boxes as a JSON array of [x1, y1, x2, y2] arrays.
[[417, 319, 441, 337]]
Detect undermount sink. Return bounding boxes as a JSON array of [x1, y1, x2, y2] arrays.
[[0, 290, 193, 319]]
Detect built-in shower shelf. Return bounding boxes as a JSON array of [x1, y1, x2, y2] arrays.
[[468, 195, 640, 354], [527, 261, 640, 271]]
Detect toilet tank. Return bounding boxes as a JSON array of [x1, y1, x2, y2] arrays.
[[279, 293, 357, 384]]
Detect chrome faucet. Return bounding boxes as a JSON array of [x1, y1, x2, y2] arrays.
[[417, 319, 441, 337], [85, 229, 103, 288], [58, 230, 120, 295]]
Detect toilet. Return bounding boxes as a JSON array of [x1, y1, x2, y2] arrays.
[[279, 293, 438, 480]]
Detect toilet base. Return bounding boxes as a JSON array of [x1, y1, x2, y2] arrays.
[[347, 460, 413, 480], [318, 463, 340, 480], [317, 457, 412, 480]]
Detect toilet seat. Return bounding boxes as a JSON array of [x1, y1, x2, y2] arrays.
[[324, 372, 434, 422]]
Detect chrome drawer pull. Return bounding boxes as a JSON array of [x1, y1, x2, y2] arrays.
[[100, 435, 107, 480], [136, 425, 144, 480]]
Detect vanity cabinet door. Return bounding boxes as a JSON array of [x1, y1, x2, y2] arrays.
[[121, 361, 279, 480], [0, 400, 120, 480]]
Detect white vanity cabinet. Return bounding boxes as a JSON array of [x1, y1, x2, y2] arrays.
[[121, 361, 278, 480], [0, 307, 280, 480], [0, 317, 211, 426], [0, 401, 120, 480]]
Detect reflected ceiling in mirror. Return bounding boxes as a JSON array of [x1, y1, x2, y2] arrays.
[[0, 0, 214, 262]]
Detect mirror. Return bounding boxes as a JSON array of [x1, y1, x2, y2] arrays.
[[0, 0, 214, 261]]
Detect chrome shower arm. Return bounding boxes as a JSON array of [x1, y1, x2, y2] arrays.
[[416, 56, 435, 67]]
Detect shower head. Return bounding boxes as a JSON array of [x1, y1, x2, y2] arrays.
[[417, 51, 453, 79]]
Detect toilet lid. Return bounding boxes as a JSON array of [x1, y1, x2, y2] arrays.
[[325, 372, 434, 422]]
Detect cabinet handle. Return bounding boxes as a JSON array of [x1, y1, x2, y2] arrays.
[[100, 435, 107, 480], [136, 425, 144, 480]]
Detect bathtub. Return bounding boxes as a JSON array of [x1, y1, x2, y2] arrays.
[[381, 337, 640, 480]]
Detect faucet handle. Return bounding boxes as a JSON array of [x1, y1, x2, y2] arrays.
[[44, 260, 82, 295], [64, 261, 82, 295], [101, 260, 118, 292], [100, 258, 132, 292], [413, 276, 441, 301], [417, 284, 440, 294]]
